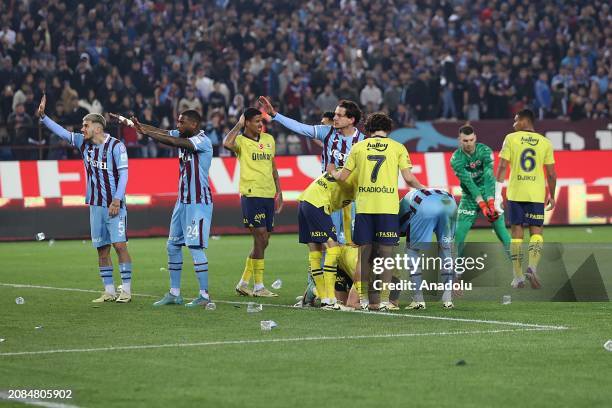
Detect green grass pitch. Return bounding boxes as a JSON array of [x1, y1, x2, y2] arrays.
[[1, 226, 611, 407]]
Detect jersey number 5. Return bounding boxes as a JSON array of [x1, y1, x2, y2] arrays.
[[520, 148, 536, 172], [367, 155, 386, 183]]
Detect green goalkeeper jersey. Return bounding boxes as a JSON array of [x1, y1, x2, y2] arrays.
[[450, 143, 495, 204]]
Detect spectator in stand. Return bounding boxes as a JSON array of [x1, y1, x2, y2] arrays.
[[360, 76, 383, 111], [0, 0, 609, 159]]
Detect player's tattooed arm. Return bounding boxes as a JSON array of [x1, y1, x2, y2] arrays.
[[223, 114, 245, 152]]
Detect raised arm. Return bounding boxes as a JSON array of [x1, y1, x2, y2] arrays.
[[258, 95, 321, 139], [111, 113, 196, 151], [38, 95, 74, 143], [222, 114, 245, 152]]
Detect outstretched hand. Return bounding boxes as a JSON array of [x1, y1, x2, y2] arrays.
[[109, 113, 135, 127], [130, 116, 144, 133], [257, 96, 276, 116], [37, 94, 46, 118]]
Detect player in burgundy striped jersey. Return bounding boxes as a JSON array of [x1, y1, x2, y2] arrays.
[[113, 110, 214, 308]]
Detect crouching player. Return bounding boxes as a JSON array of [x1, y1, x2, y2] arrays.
[[399, 188, 458, 309], [297, 170, 356, 310]]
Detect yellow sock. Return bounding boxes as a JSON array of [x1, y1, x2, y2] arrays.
[[240, 257, 253, 285], [511, 239, 524, 279], [323, 245, 341, 301], [528, 234, 544, 272], [252, 258, 264, 289], [309, 251, 325, 300]]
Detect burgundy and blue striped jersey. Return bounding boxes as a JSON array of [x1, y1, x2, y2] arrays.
[[41, 116, 128, 207], [273, 113, 366, 171], [169, 129, 213, 205]]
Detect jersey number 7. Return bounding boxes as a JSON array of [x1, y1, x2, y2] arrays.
[[367, 155, 386, 183]]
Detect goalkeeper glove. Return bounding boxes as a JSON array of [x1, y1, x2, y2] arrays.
[[478, 200, 491, 220], [487, 198, 499, 222]]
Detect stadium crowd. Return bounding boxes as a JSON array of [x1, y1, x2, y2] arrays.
[[0, 0, 610, 159]]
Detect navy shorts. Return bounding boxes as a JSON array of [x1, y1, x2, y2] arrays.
[[298, 201, 337, 244], [508, 200, 545, 226], [354, 213, 400, 246], [241, 196, 274, 232]]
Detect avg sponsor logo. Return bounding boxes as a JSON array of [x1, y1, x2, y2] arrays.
[[366, 141, 388, 152], [520, 136, 539, 146]]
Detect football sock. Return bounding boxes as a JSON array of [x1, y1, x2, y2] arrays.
[[99, 266, 115, 294], [441, 271, 453, 302], [354, 281, 364, 302], [119, 263, 132, 294], [493, 214, 512, 260], [252, 258, 265, 291], [189, 246, 208, 293], [239, 257, 253, 287], [408, 248, 424, 302], [167, 243, 183, 293], [511, 239, 524, 279], [309, 250, 325, 300], [323, 245, 341, 302], [528, 234, 544, 272]]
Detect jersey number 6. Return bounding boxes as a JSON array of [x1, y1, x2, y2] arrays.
[[367, 155, 386, 183], [520, 148, 536, 172]]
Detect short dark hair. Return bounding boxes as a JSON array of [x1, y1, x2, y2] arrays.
[[338, 100, 362, 125], [517, 108, 535, 124], [364, 112, 394, 134], [322, 111, 335, 120], [180, 109, 202, 124], [458, 125, 474, 136], [244, 107, 262, 121]]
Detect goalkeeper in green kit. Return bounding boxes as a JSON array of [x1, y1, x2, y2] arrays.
[[450, 125, 512, 277]]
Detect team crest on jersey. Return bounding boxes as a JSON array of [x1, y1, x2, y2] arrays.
[[469, 160, 481, 169], [520, 136, 539, 146], [120, 144, 126, 153]]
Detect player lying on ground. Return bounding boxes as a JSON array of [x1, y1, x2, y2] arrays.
[[223, 109, 283, 297], [329, 112, 424, 311], [399, 188, 458, 309], [39, 95, 133, 303], [496, 109, 557, 289], [112, 111, 214, 307]]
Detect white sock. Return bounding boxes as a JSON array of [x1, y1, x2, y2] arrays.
[[121, 282, 131, 294], [238, 280, 249, 287], [170, 288, 180, 296], [321, 298, 330, 305], [105, 285, 116, 295], [200, 290, 209, 299], [254, 283, 264, 291]]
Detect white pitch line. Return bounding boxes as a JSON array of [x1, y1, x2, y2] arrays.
[[0, 392, 81, 408], [0, 328, 555, 357], [0, 282, 569, 330]]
